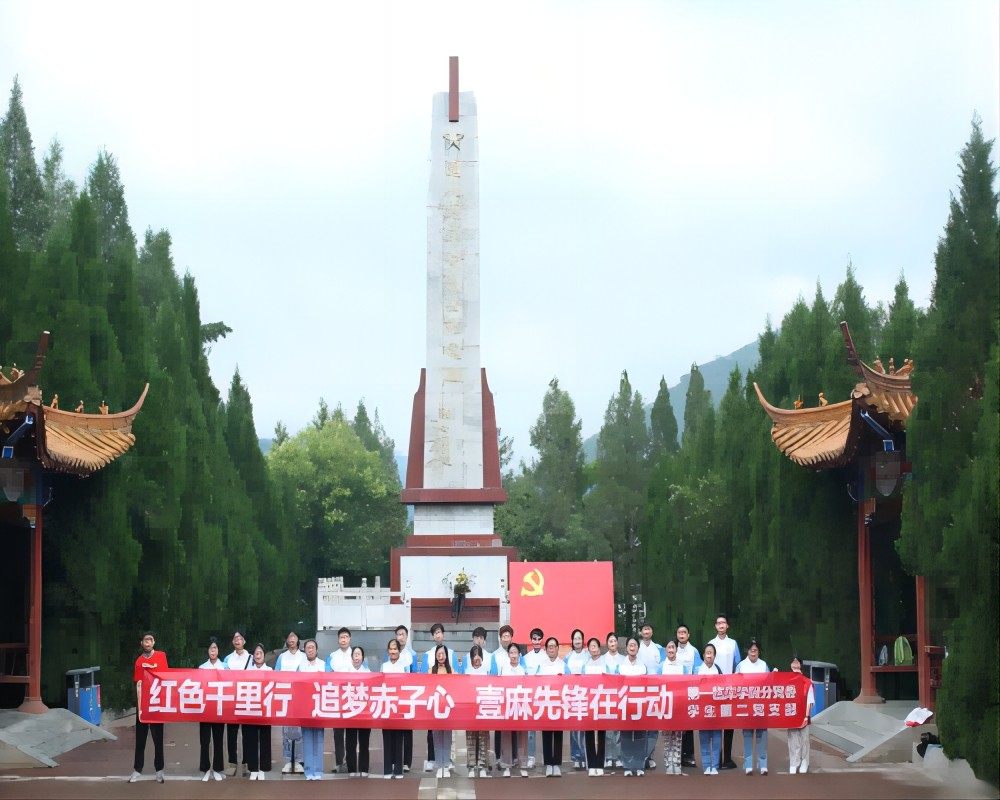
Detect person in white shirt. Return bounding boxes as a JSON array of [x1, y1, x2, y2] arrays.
[[488, 625, 522, 768], [420, 623, 457, 771], [784, 656, 815, 774], [464, 645, 491, 777], [497, 642, 528, 777], [707, 614, 741, 769], [274, 631, 306, 774], [223, 630, 252, 776], [429, 645, 455, 778], [393, 626, 416, 772], [660, 639, 689, 775], [198, 637, 227, 782], [326, 627, 353, 773], [297, 639, 330, 780], [563, 628, 588, 769], [535, 637, 567, 777], [675, 623, 702, 768], [582, 638, 607, 776], [603, 632, 626, 769], [615, 637, 648, 776], [380, 639, 408, 779], [696, 643, 722, 774], [345, 646, 372, 777], [243, 643, 273, 780], [521, 628, 546, 770], [735, 639, 770, 775], [636, 622, 665, 769]]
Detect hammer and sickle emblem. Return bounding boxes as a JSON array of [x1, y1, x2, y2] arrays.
[[520, 569, 544, 597]]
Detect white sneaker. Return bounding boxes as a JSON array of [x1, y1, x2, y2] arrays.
[[711, 768, 719, 775], [127, 771, 141, 783], [384, 774, 392, 779], [481, 767, 491, 778], [294, 762, 305, 774], [202, 770, 212, 782], [502, 767, 511, 777], [799, 765, 808, 773], [213, 771, 224, 781], [552, 766, 561, 776], [526, 757, 535, 769], [704, 768, 711, 775], [361, 772, 368, 777], [349, 772, 359, 777], [436, 768, 443, 779], [520, 768, 528, 777], [625, 770, 634, 777], [155, 770, 164, 783], [425, 760, 434, 772], [443, 768, 451, 778], [746, 768, 753, 775], [597, 768, 604, 775], [403, 765, 410, 772], [282, 762, 292, 774], [588, 768, 596, 776], [637, 769, 645, 776], [544, 765, 553, 777]]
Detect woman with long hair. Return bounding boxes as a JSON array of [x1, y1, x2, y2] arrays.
[[344, 646, 371, 777], [429, 644, 454, 778], [242, 643, 272, 781], [380, 639, 407, 779], [615, 637, 648, 776], [198, 637, 227, 782], [563, 628, 588, 769]]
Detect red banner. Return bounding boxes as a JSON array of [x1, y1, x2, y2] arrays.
[[140, 670, 811, 731], [508, 561, 615, 644]]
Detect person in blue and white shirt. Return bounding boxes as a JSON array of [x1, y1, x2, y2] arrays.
[[583, 638, 607, 776], [615, 637, 649, 776], [636, 622, 665, 768], [464, 645, 491, 777], [675, 623, 702, 768], [660, 639, 690, 775], [735, 640, 770, 775], [603, 632, 626, 769], [564, 628, 588, 769], [223, 630, 252, 776], [708, 614, 741, 769], [344, 646, 372, 777], [380, 639, 408, 779], [297, 639, 330, 780], [325, 627, 353, 773], [521, 628, 546, 770], [274, 631, 307, 775]]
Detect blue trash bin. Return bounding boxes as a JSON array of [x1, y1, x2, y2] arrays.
[[66, 667, 101, 725], [801, 660, 838, 714]]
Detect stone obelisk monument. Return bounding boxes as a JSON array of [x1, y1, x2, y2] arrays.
[[394, 58, 513, 628]]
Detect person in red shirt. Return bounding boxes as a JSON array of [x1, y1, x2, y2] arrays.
[[130, 631, 168, 783]]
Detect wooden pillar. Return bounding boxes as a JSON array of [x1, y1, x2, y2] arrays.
[[18, 503, 47, 713], [856, 499, 883, 703]]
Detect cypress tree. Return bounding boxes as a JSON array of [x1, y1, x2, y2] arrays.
[[899, 118, 999, 782]]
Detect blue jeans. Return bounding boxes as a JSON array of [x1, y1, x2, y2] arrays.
[[527, 729, 536, 759], [302, 728, 324, 778], [699, 729, 720, 771], [742, 729, 767, 772], [570, 730, 585, 763]]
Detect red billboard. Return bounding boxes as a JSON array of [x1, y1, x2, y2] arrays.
[[508, 561, 614, 644]]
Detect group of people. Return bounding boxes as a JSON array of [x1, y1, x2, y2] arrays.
[[129, 614, 815, 782]]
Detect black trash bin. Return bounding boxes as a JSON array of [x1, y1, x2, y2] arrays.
[[66, 666, 101, 725]]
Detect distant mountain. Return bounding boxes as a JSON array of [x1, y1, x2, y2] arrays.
[[582, 340, 759, 462]]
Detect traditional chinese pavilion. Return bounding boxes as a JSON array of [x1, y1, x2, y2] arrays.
[[754, 322, 943, 709], [0, 332, 147, 712]]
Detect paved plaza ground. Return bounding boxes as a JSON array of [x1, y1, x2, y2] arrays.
[[1, 716, 997, 800]]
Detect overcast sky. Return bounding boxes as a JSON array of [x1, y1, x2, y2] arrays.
[[2, 1, 998, 465]]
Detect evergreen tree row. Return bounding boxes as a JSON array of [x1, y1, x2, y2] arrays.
[[0, 77, 407, 709], [496, 120, 997, 784]]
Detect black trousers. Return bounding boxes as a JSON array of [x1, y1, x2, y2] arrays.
[[242, 725, 272, 772], [722, 728, 734, 764], [345, 728, 370, 773], [226, 722, 244, 765], [542, 730, 563, 766], [334, 727, 345, 766], [402, 730, 413, 768], [585, 730, 606, 768], [682, 729, 695, 760], [134, 721, 164, 772], [199, 722, 224, 772], [383, 729, 404, 776], [427, 729, 435, 761]]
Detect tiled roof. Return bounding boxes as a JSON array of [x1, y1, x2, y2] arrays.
[[753, 384, 857, 468], [37, 385, 148, 475]]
